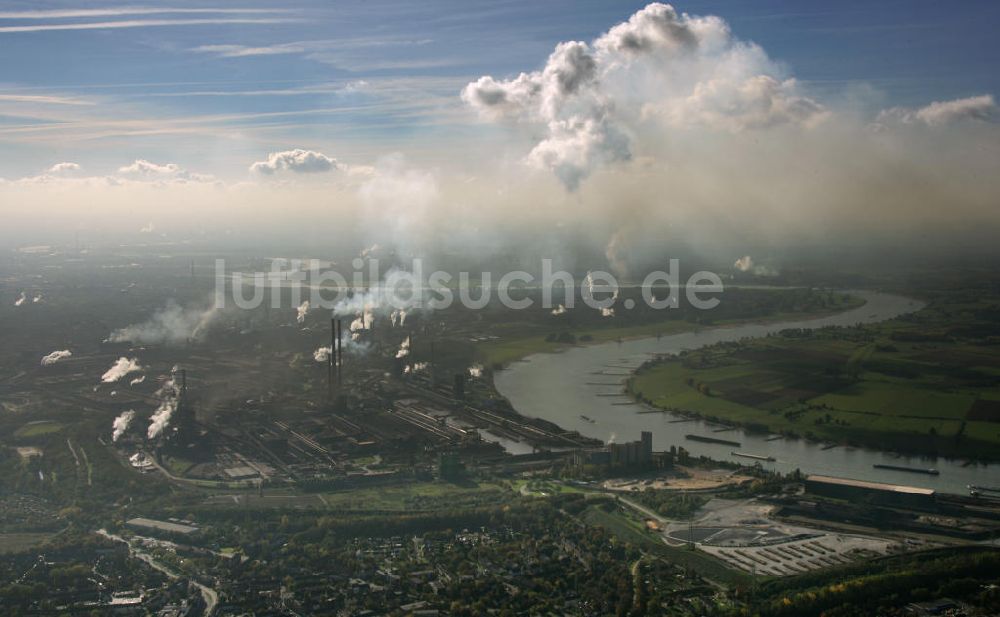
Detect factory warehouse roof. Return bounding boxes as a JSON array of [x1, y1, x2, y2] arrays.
[[126, 517, 199, 535]]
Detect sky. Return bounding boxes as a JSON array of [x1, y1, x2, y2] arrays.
[[0, 1, 998, 263]]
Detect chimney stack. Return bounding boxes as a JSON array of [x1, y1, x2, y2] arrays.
[[334, 317, 337, 402], [336, 318, 343, 387]]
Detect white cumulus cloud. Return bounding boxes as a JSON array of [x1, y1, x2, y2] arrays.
[[47, 162, 81, 174], [463, 2, 826, 189], [118, 159, 181, 175], [250, 149, 339, 175]]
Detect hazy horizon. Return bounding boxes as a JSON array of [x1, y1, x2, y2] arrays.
[[2, 1, 999, 270]]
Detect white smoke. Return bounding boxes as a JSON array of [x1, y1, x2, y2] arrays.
[[349, 315, 364, 341], [108, 300, 219, 345], [101, 357, 143, 383], [130, 375, 146, 386], [328, 267, 429, 331], [40, 350, 72, 366], [315, 336, 370, 363], [733, 255, 778, 276], [605, 229, 630, 278], [358, 155, 439, 257], [139, 221, 155, 234], [468, 364, 484, 378], [396, 336, 411, 359], [14, 292, 26, 307], [349, 308, 375, 334], [406, 361, 429, 374], [390, 308, 407, 326], [296, 300, 310, 324], [111, 410, 136, 442], [551, 304, 567, 316], [314, 345, 332, 363], [147, 377, 180, 440]]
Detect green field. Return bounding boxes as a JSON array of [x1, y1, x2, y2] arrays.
[[629, 297, 1000, 458], [13, 420, 65, 439], [477, 320, 700, 366], [0, 532, 54, 554]]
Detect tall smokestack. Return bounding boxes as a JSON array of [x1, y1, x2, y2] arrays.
[[180, 369, 187, 398], [326, 317, 337, 402], [336, 319, 343, 387]]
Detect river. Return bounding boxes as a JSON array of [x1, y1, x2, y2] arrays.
[[494, 290, 995, 495]]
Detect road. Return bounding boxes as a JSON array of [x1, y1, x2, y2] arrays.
[[96, 529, 219, 615]]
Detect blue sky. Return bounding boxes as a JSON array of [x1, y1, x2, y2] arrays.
[[0, 0, 998, 178]]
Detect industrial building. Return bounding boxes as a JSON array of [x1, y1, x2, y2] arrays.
[[804, 475, 936, 509], [576, 431, 655, 468], [126, 517, 200, 537]]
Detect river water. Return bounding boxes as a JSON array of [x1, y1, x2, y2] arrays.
[[495, 290, 996, 494]]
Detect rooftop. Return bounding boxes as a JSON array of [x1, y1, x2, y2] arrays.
[[126, 517, 199, 535]]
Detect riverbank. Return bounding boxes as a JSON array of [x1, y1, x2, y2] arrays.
[[477, 290, 865, 367], [493, 290, 996, 493], [624, 294, 1000, 462]]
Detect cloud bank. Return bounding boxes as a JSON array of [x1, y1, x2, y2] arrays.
[[0, 3, 998, 267]]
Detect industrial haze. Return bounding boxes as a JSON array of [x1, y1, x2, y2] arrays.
[[2, 2, 1000, 616]]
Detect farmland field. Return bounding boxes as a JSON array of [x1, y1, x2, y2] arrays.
[[628, 291, 1000, 459]]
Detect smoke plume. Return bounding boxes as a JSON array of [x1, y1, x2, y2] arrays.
[[296, 300, 310, 324], [314, 345, 332, 363], [101, 357, 143, 383], [40, 350, 72, 366], [733, 255, 778, 276], [147, 377, 180, 439], [396, 336, 411, 359], [111, 410, 136, 442], [108, 300, 219, 345]]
